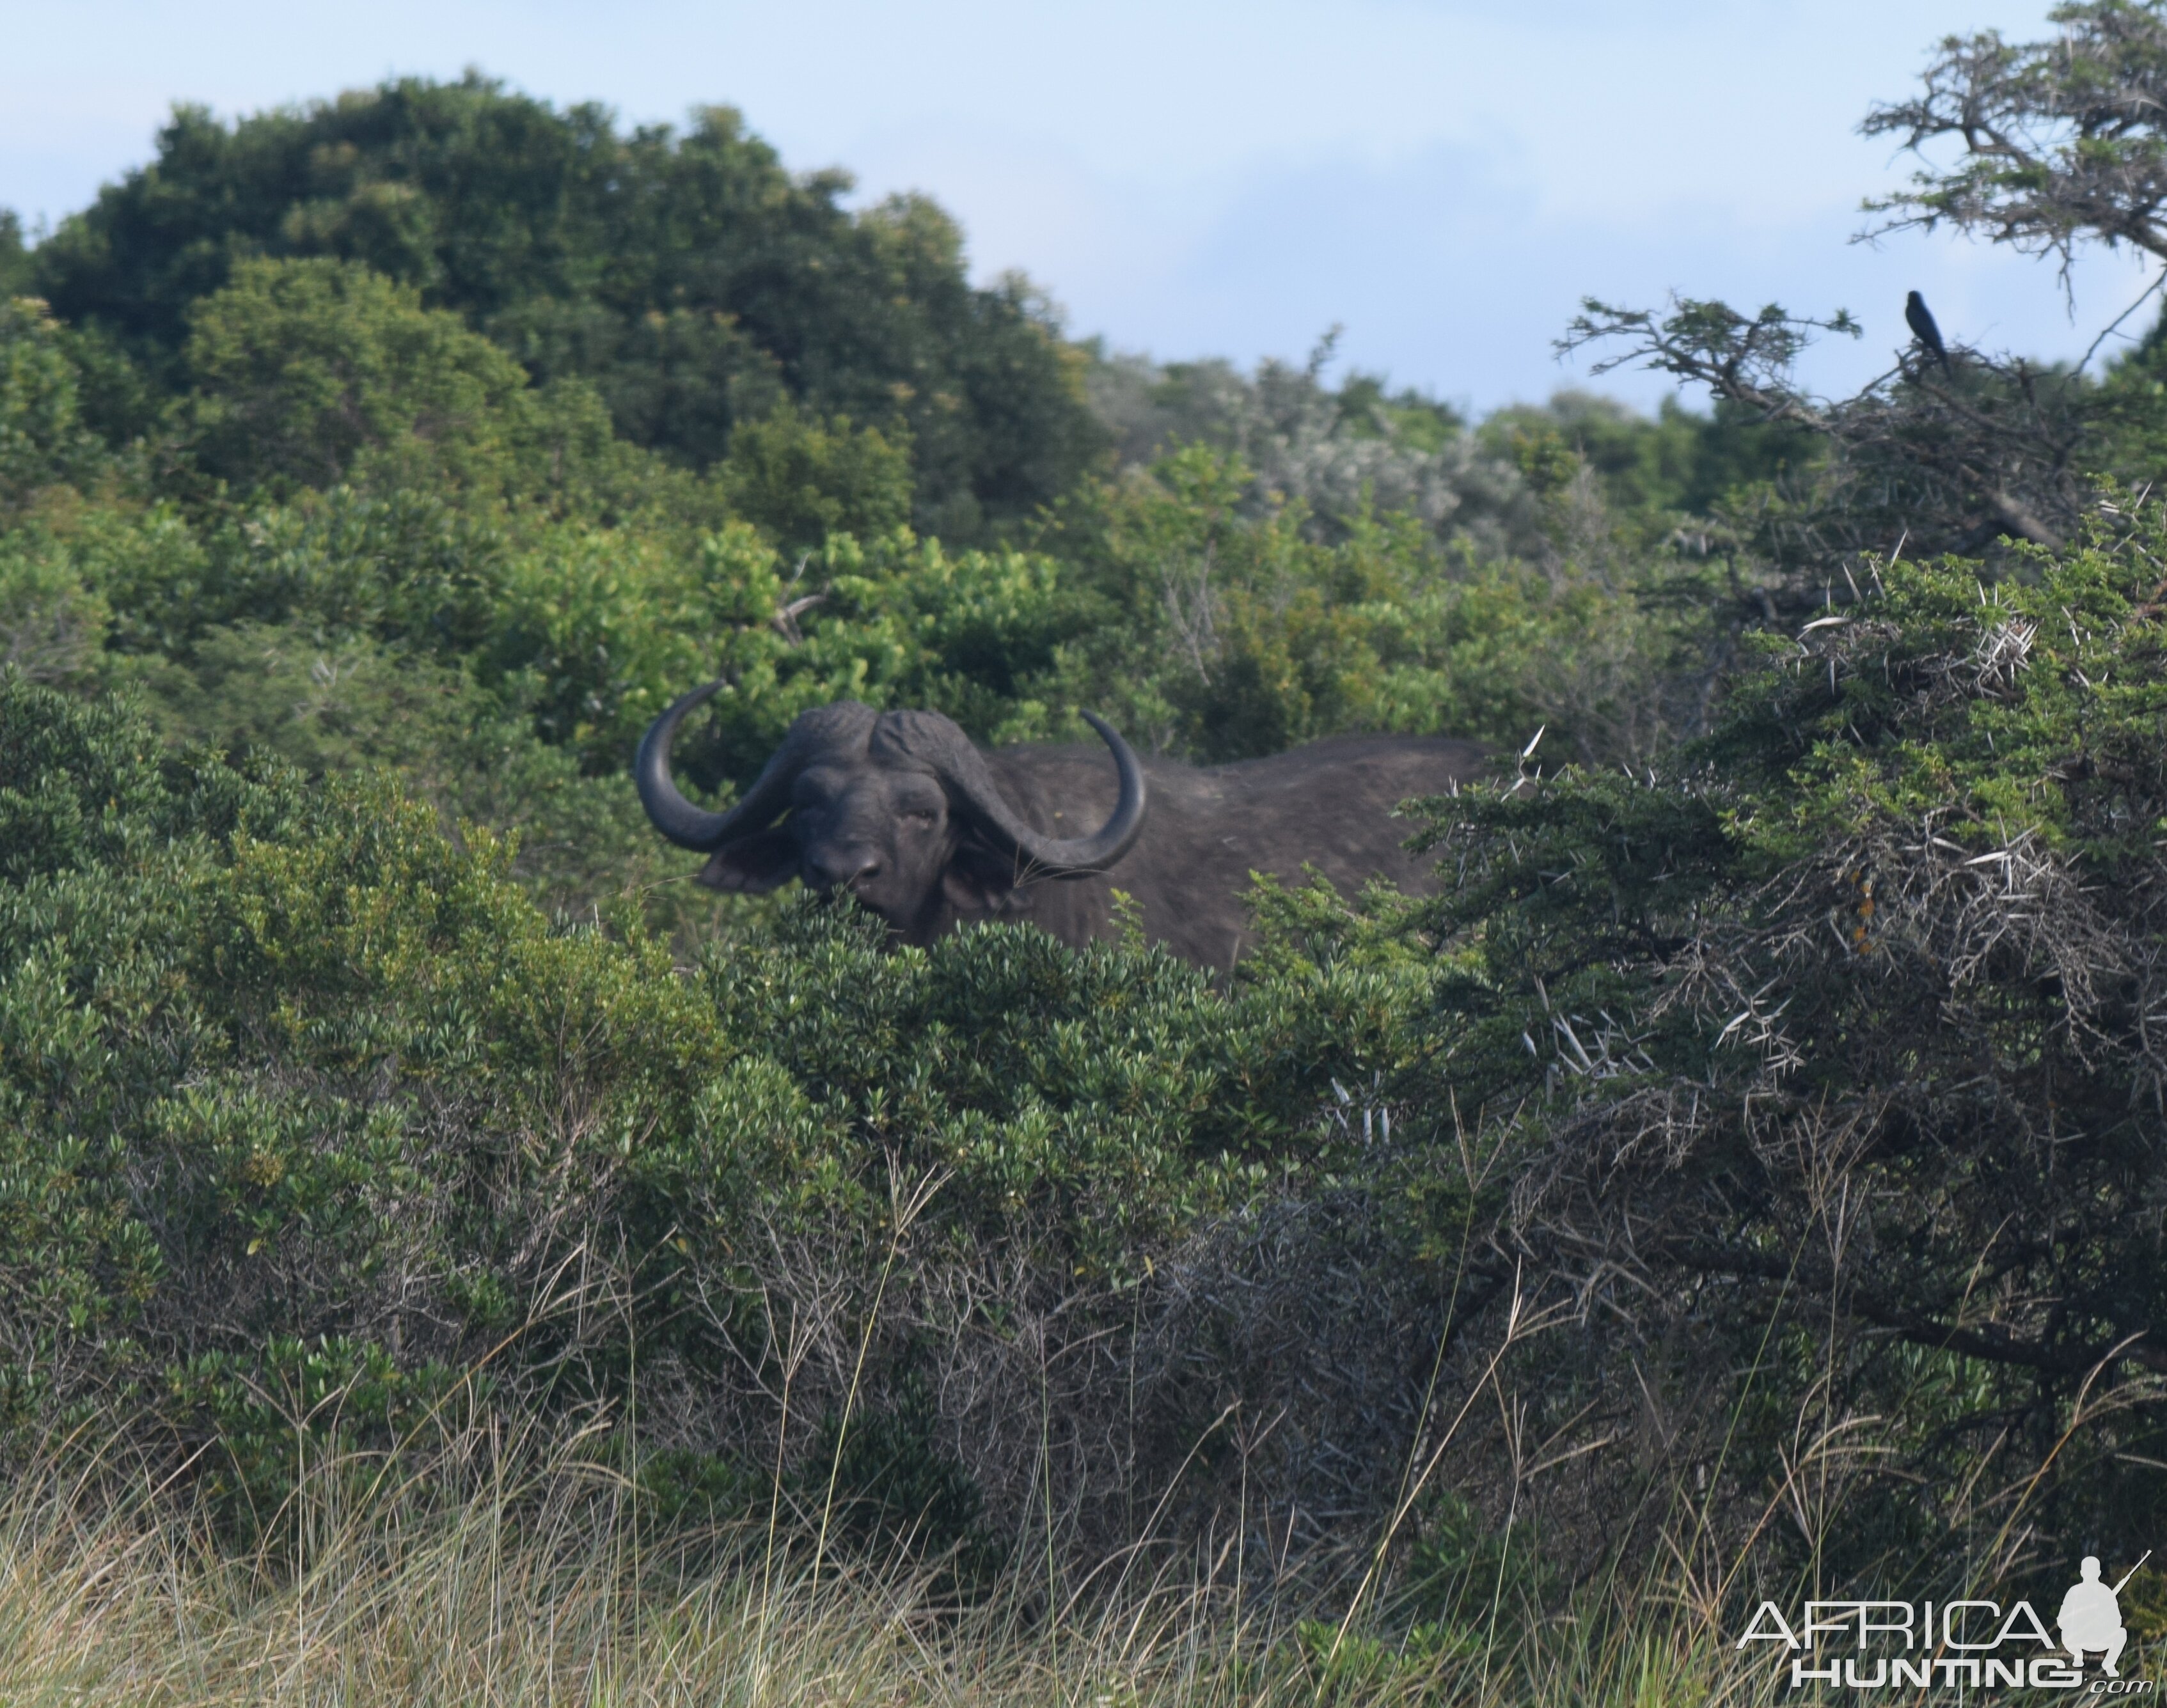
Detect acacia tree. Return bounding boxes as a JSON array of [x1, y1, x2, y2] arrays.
[[1410, 503, 2167, 1585], [1408, 4, 2167, 1579], [1564, 2, 2167, 593], [1561, 297, 2088, 577], [1863, 0, 2167, 278]]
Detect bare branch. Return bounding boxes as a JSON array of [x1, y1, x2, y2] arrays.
[[1562, 295, 2090, 579]]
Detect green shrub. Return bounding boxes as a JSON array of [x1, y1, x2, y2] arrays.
[[0, 528, 107, 686], [1036, 445, 1696, 763], [0, 297, 106, 515], [0, 675, 1456, 1554], [1403, 513, 2167, 1578], [178, 257, 638, 511], [716, 405, 914, 554]]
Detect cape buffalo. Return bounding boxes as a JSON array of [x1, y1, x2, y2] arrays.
[[636, 684, 1486, 969]]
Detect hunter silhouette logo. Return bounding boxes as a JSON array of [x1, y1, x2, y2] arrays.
[[2060, 1553, 2147, 1678], [1735, 1553, 2154, 1691]]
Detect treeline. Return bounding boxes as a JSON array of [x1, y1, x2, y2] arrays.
[[2, 76, 1811, 539], [19, 81, 1102, 537], [0, 75, 1825, 939], [6, 39, 2167, 1655]]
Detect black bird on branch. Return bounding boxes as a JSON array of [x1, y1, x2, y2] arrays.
[[1905, 290, 1951, 373]]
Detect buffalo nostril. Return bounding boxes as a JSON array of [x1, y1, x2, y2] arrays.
[[810, 852, 879, 890]]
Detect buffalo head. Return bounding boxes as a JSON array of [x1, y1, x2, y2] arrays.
[[635, 686, 1147, 942]]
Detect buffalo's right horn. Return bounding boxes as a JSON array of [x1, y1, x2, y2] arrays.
[[927, 710, 1148, 876], [636, 682, 739, 849]]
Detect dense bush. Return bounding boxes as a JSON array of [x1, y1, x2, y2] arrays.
[[0, 674, 1463, 1570], [0, 259, 1710, 864], [1036, 445, 1709, 763], [177, 256, 633, 509], [0, 297, 106, 519], [10, 498, 2167, 1592], [16, 25, 2167, 1627], [1391, 511, 2167, 1588]]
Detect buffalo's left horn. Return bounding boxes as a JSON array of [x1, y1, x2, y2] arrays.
[[937, 710, 1147, 876]]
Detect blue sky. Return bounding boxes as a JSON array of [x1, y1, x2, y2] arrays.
[[3, 0, 2156, 414]]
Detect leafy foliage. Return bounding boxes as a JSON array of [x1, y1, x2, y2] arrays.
[[1036, 445, 1706, 764], [18, 20, 2167, 1615], [1401, 515, 2167, 1580], [1863, 0, 2167, 272], [0, 675, 1458, 1554], [0, 297, 105, 517], [1086, 341, 1530, 552], [715, 405, 913, 554], [177, 256, 634, 509], [30, 79, 1105, 535], [0, 211, 29, 299], [1563, 294, 2097, 591]]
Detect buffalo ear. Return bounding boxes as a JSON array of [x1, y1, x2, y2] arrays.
[[941, 844, 1034, 919], [698, 832, 799, 893]]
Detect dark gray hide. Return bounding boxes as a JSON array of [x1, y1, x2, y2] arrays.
[[637, 687, 1485, 969]]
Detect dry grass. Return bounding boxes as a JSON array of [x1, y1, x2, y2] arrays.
[[0, 1433, 1771, 1708]]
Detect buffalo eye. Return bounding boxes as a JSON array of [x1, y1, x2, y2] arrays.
[[901, 808, 938, 829]]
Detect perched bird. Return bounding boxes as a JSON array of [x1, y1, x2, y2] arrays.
[[1905, 290, 1951, 373]]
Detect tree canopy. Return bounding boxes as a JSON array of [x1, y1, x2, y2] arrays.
[[31, 77, 1106, 536]]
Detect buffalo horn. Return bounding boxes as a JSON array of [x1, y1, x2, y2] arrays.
[[937, 711, 1147, 876], [635, 681, 812, 850]]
